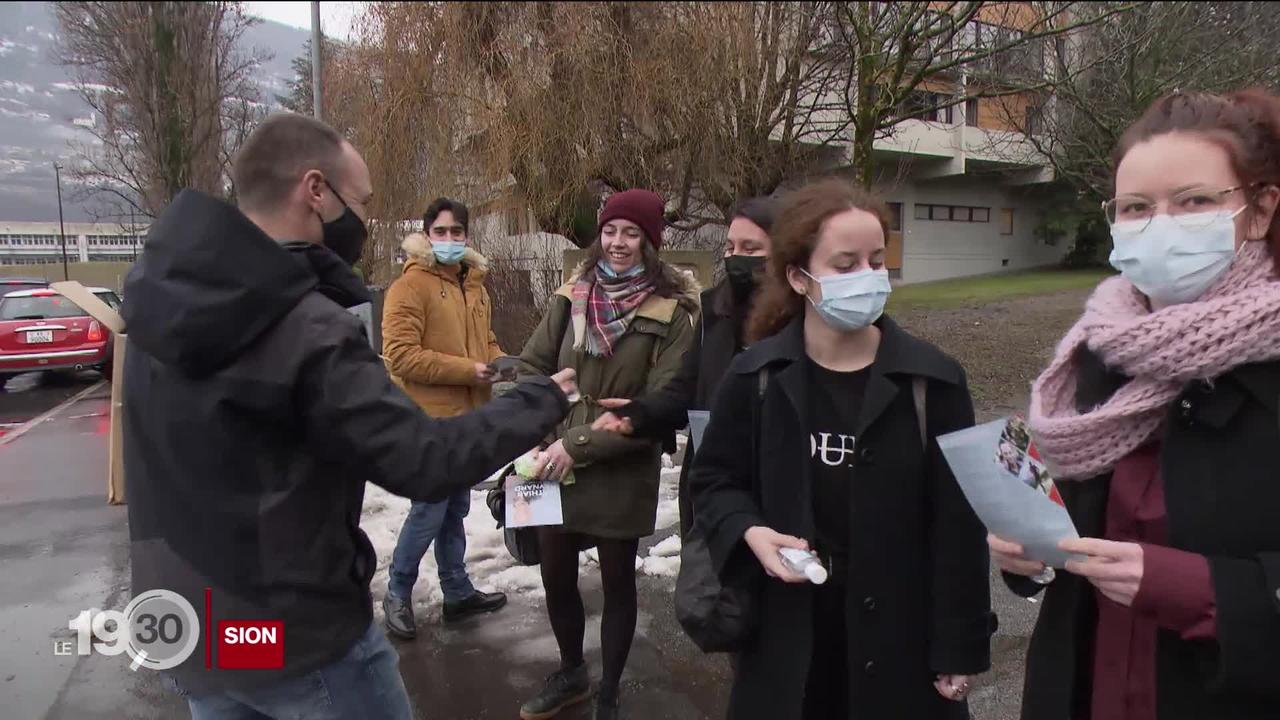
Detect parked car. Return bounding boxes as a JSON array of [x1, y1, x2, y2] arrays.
[[0, 276, 50, 295], [0, 286, 121, 389]]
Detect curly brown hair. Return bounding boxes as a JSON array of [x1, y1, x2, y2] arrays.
[[746, 177, 891, 343]]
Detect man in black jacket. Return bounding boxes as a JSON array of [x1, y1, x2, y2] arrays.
[[121, 113, 575, 719]]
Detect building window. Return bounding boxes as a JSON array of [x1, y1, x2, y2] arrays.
[[965, 98, 980, 127], [914, 204, 991, 222], [1000, 208, 1014, 235], [1025, 103, 1044, 135], [887, 202, 903, 231], [901, 90, 953, 123]]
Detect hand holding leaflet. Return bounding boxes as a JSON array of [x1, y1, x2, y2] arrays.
[[938, 417, 1081, 568]]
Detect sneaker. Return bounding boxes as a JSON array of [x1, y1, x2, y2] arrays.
[[594, 687, 620, 720], [382, 594, 417, 640], [519, 664, 591, 720], [442, 590, 508, 623]]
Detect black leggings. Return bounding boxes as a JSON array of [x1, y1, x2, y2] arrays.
[[537, 527, 640, 693]]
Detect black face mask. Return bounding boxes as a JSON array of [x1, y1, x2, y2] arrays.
[[724, 254, 766, 301], [319, 180, 368, 267]]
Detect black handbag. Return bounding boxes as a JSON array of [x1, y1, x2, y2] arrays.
[[675, 519, 761, 652], [673, 368, 769, 653], [485, 464, 541, 566]]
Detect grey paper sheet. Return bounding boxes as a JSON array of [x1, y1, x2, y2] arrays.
[[687, 411, 711, 453], [938, 419, 1080, 568]]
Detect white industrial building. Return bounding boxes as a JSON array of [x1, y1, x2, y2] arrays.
[[0, 221, 145, 266]]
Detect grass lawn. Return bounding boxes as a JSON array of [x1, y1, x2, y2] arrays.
[[887, 267, 1112, 312]]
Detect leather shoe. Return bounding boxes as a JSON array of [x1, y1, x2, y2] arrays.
[[382, 593, 417, 639], [442, 590, 508, 623]]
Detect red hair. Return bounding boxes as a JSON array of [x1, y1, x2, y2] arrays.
[[1115, 89, 1280, 271]]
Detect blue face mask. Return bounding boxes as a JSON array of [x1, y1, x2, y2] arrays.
[[802, 267, 892, 331], [1108, 211, 1238, 305], [431, 240, 466, 265], [597, 260, 644, 280]]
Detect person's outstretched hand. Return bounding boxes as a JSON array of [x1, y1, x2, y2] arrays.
[[550, 369, 578, 401]]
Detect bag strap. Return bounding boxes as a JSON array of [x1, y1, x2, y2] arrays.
[[748, 367, 770, 498], [912, 376, 928, 449]]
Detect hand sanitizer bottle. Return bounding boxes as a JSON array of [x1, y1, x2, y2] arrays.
[[778, 548, 829, 584]]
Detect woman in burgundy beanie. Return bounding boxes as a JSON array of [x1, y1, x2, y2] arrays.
[[514, 186, 698, 720], [597, 189, 667, 248]]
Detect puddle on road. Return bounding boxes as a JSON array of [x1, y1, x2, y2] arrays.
[[0, 372, 104, 426]]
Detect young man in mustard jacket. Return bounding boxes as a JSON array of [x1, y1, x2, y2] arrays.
[[380, 198, 508, 637]]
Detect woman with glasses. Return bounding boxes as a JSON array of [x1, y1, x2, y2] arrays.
[[991, 90, 1280, 720]]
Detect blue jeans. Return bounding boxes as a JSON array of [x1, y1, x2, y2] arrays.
[[185, 622, 412, 720], [387, 488, 476, 603]]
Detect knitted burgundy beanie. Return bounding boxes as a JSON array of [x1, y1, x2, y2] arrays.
[[597, 189, 666, 249]]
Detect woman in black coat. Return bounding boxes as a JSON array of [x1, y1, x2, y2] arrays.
[[593, 197, 776, 536], [992, 91, 1280, 720], [689, 178, 993, 720]]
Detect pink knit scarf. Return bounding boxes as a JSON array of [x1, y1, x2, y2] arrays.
[[1029, 240, 1280, 480]]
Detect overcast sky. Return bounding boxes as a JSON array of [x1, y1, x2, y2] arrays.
[[243, 2, 364, 42]]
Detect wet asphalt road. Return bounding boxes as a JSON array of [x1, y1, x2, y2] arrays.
[[0, 371, 1038, 720]]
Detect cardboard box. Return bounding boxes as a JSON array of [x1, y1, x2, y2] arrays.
[[50, 281, 127, 505]]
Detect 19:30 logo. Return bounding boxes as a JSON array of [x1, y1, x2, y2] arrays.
[[61, 589, 199, 671]]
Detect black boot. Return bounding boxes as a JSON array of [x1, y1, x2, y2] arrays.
[[519, 664, 591, 720], [442, 590, 508, 623], [382, 594, 416, 640], [594, 685, 620, 720]]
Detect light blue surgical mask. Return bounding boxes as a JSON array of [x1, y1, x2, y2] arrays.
[[1108, 210, 1239, 305], [431, 240, 466, 265], [802, 267, 892, 331], [597, 260, 644, 280]]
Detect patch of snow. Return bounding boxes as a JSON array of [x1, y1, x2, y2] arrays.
[[0, 39, 39, 54], [52, 82, 117, 95], [649, 534, 681, 558], [653, 466, 682, 533], [640, 554, 681, 578], [360, 461, 688, 621], [361, 482, 548, 622], [0, 80, 35, 94], [0, 107, 49, 121]]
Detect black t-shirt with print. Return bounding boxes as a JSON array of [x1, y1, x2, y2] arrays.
[[807, 359, 870, 560]]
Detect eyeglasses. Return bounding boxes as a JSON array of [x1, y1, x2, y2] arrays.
[[1102, 186, 1246, 233]]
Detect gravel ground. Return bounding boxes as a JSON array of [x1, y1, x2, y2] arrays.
[[896, 286, 1091, 720]]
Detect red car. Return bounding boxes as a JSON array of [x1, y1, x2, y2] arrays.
[[0, 286, 121, 389]]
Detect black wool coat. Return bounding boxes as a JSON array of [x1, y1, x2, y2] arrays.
[[623, 280, 747, 534], [690, 316, 995, 720], [1006, 345, 1280, 720]]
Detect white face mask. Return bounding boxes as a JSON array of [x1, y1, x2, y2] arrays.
[[801, 267, 892, 331], [1108, 211, 1239, 305]]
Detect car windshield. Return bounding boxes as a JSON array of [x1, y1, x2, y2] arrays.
[[0, 295, 90, 321]]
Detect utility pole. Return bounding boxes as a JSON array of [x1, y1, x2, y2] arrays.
[[53, 162, 68, 281], [311, 1, 323, 121]]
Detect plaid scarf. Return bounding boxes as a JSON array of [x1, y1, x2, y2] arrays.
[[570, 264, 656, 357]]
